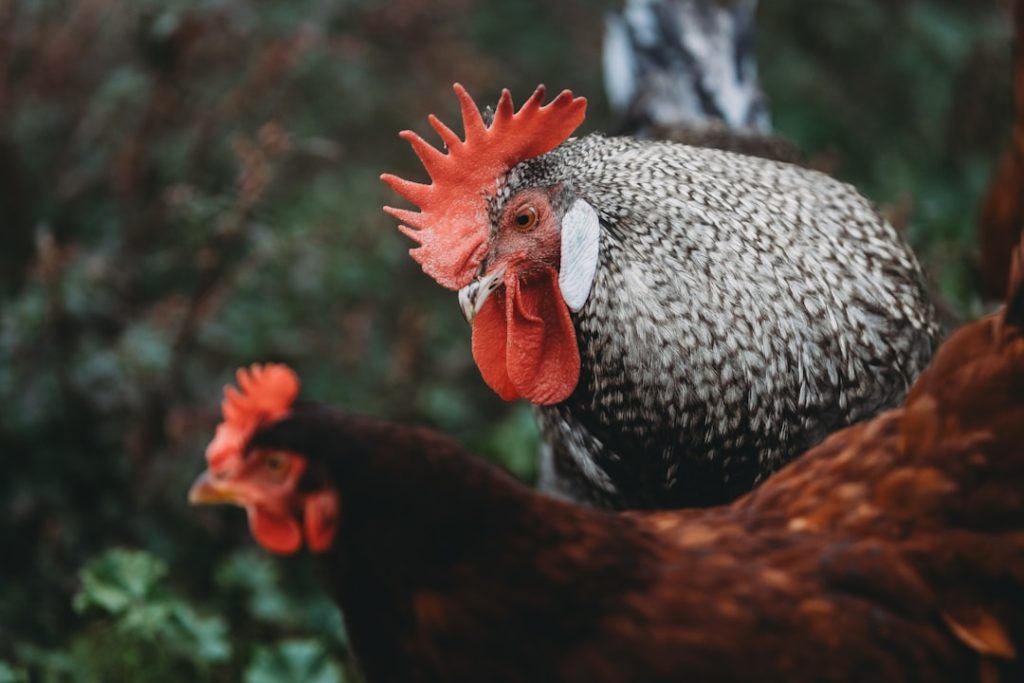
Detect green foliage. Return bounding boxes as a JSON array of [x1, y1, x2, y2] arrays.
[[73, 548, 231, 672], [0, 0, 1012, 680], [215, 550, 346, 644], [8, 547, 353, 682], [75, 548, 171, 615], [0, 662, 28, 683], [245, 641, 345, 683]]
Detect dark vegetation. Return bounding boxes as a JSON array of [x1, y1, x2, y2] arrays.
[[0, 0, 1014, 680]]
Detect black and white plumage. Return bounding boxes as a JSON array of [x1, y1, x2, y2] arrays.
[[385, 75, 936, 510], [603, 0, 801, 164], [488, 134, 937, 509], [604, 0, 769, 137], [468, 0, 934, 508]]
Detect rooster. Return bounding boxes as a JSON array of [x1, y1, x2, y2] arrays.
[[189, 239, 1024, 682], [381, 84, 937, 509]]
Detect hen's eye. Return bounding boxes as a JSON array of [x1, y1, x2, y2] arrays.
[[513, 206, 538, 231], [264, 453, 288, 473]]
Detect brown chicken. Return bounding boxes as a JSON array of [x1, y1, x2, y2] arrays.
[[978, 0, 1024, 299], [189, 241, 1024, 682]]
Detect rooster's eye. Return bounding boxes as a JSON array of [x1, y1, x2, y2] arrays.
[[513, 206, 538, 231]]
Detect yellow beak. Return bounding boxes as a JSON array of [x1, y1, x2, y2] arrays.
[[188, 470, 243, 506]]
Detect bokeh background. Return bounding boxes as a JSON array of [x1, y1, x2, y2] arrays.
[[0, 0, 1015, 680]]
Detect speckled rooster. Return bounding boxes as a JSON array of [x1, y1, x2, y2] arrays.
[[382, 84, 937, 509]]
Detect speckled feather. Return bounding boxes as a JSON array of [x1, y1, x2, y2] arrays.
[[491, 134, 938, 508]]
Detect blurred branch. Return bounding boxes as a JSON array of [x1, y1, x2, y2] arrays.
[[187, 30, 316, 175], [0, 3, 33, 295], [131, 130, 288, 465], [0, 1, 10, 111], [129, 221, 245, 466], [0, 138, 34, 296]]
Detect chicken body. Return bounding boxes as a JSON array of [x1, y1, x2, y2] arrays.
[[518, 134, 936, 507], [385, 84, 937, 510], [223, 269, 1022, 681], [978, 0, 1024, 300]]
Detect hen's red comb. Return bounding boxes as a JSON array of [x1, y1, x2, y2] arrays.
[[381, 84, 587, 290], [206, 363, 300, 470]]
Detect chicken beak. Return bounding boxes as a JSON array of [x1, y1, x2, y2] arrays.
[[188, 470, 243, 507], [458, 264, 507, 324]]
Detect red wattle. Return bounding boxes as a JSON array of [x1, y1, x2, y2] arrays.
[[303, 490, 340, 553], [470, 266, 580, 405], [472, 291, 519, 400], [248, 506, 303, 555]]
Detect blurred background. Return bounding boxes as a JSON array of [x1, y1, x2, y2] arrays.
[[0, 0, 1016, 680]]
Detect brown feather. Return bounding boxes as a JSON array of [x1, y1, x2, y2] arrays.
[[240, 247, 1024, 682], [978, 0, 1024, 299]]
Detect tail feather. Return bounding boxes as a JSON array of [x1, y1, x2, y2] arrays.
[[603, 0, 769, 137]]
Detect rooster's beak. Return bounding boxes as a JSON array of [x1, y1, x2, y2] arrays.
[[188, 470, 242, 506], [458, 264, 507, 324]]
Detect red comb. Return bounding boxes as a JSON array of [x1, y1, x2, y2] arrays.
[[205, 363, 300, 470], [381, 83, 587, 290]]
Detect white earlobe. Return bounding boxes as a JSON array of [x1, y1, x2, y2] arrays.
[[559, 199, 601, 312]]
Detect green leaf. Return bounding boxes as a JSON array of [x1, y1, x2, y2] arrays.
[[245, 640, 344, 683], [73, 548, 231, 668], [0, 661, 27, 683], [165, 601, 232, 664], [215, 550, 346, 644], [9, 643, 75, 682], [73, 548, 167, 616]]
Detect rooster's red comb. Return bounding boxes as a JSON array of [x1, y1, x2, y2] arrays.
[[381, 83, 587, 290], [205, 363, 300, 470]]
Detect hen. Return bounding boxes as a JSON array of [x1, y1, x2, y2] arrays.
[[978, 0, 1024, 300], [189, 239, 1024, 682], [381, 84, 937, 509]]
